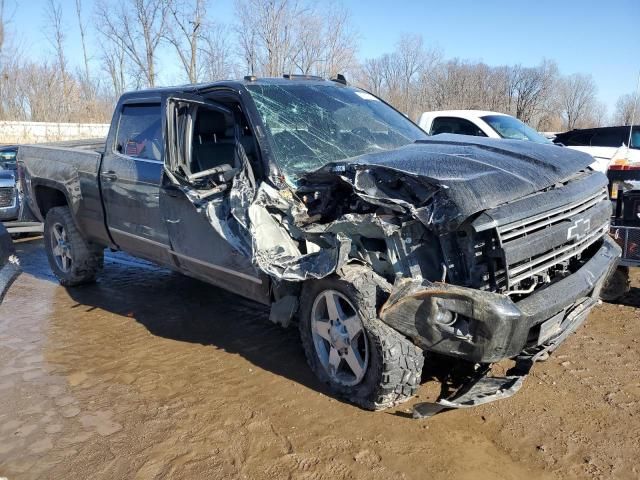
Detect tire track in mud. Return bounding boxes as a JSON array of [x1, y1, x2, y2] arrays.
[[0, 237, 637, 479]]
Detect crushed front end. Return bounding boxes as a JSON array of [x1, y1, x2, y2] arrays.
[[380, 169, 620, 364]]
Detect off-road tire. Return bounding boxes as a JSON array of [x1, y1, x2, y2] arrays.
[[600, 266, 630, 302], [299, 265, 424, 410], [44, 206, 103, 286]]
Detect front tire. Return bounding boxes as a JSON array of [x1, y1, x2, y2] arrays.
[[299, 266, 424, 410], [600, 266, 630, 302], [44, 206, 104, 286]]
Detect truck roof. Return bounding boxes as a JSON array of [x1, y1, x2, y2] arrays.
[[420, 110, 508, 120], [119, 76, 347, 101]]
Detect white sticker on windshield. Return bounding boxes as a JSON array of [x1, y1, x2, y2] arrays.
[[355, 91, 379, 101]]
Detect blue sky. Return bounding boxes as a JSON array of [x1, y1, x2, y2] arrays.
[[5, 0, 639, 112]]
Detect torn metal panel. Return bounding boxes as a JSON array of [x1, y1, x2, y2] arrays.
[[413, 372, 527, 419], [247, 183, 353, 281]]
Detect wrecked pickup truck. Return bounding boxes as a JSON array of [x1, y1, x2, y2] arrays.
[[18, 76, 620, 412]]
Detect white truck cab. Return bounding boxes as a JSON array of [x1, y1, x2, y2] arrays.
[[418, 110, 553, 144]]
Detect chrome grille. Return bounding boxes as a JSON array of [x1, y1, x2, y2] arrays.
[[497, 186, 609, 289], [0, 187, 15, 208], [499, 188, 608, 242]]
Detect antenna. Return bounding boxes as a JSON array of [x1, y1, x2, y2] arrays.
[[627, 70, 640, 150]]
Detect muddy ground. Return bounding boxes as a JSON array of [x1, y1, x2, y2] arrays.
[[0, 237, 638, 479]]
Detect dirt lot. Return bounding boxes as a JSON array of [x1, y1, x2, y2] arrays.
[[0, 237, 638, 479]]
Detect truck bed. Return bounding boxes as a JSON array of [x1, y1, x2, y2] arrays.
[[17, 140, 109, 245]]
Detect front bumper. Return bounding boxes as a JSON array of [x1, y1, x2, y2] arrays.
[[380, 236, 621, 363]]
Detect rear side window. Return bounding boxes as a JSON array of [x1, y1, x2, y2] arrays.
[[430, 117, 486, 137], [591, 129, 626, 148], [115, 104, 163, 161], [560, 132, 593, 146]]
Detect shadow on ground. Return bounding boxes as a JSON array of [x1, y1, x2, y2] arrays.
[[13, 236, 461, 407], [14, 237, 337, 397]]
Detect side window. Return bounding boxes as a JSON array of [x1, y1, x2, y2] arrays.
[[564, 132, 592, 146], [115, 104, 163, 161], [591, 130, 625, 148], [431, 117, 486, 137]]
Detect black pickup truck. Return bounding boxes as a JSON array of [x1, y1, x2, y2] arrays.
[[18, 76, 620, 412]]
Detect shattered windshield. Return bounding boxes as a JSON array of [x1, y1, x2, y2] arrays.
[[246, 83, 428, 181]]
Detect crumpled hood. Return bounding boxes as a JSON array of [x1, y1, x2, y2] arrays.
[[331, 134, 596, 230]]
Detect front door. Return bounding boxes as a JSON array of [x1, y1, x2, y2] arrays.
[[160, 94, 269, 303]]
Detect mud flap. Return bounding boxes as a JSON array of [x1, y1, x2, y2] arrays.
[[413, 297, 596, 419]]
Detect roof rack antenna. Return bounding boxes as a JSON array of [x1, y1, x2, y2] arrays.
[[331, 74, 347, 85]]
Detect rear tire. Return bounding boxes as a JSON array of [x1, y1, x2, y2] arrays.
[[299, 265, 424, 410], [44, 206, 103, 286], [600, 266, 630, 302]]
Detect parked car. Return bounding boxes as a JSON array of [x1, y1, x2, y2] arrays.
[[19, 77, 619, 412], [554, 125, 640, 176], [418, 110, 553, 143], [0, 146, 19, 222]]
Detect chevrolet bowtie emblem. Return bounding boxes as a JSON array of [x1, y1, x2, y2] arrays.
[[567, 218, 591, 241]]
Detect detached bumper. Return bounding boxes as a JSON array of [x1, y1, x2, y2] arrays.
[[380, 236, 620, 363]]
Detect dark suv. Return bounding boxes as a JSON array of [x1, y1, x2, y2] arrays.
[[554, 125, 640, 149]]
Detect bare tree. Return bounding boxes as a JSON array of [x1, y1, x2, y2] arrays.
[[166, 0, 206, 83], [0, 0, 5, 56], [558, 73, 598, 130], [102, 37, 129, 98], [509, 60, 557, 123], [74, 0, 91, 83], [44, 0, 71, 119], [44, 0, 66, 78], [235, 0, 302, 76], [200, 23, 235, 80], [289, 2, 357, 78], [358, 57, 385, 96], [96, 0, 169, 87], [316, 3, 357, 78], [614, 93, 640, 126]]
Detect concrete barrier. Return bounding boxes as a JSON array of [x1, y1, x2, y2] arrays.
[[0, 121, 109, 144], [0, 223, 20, 304]]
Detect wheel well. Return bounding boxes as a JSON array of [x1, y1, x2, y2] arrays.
[[35, 186, 68, 218]]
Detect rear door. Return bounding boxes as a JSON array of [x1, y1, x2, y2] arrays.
[[101, 100, 172, 263], [160, 93, 269, 303]]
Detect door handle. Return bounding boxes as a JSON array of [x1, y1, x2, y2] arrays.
[[101, 171, 118, 182]]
